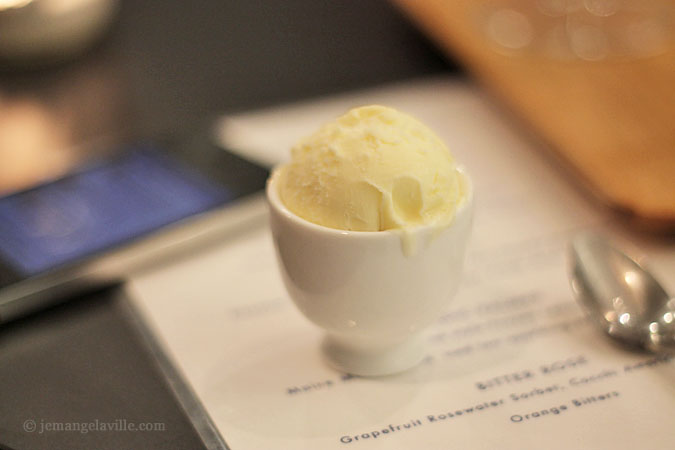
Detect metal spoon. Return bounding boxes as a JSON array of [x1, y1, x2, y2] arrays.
[[568, 233, 675, 353]]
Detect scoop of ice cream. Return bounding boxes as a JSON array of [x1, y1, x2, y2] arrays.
[[276, 105, 464, 232]]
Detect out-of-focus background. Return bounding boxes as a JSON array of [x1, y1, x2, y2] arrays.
[[0, 0, 458, 195], [3, 0, 674, 227]]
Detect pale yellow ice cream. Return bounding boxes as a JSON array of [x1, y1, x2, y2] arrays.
[[275, 105, 464, 232]]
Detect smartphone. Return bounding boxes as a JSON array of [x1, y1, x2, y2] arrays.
[[0, 128, 270, 323]]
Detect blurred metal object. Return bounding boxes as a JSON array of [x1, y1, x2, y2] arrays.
[[0, 0, 118, 65], [568, 233, 675, 353]]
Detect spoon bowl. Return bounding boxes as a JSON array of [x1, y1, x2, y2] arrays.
[[568, 233, 674, 353]]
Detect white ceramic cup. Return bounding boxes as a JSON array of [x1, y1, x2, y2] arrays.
[[267, 167, 473, 376]]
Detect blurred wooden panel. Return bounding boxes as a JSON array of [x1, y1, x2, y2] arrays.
[[393, 0, 675, 231]]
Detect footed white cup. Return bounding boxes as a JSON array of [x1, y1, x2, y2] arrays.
[[267, 168, 473, 376]]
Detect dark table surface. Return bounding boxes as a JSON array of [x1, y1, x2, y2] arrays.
[[0, 1, 460, 448]]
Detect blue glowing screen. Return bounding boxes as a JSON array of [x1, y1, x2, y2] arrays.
[[0, 148, 230, 275]]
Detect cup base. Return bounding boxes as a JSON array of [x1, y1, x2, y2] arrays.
[[321, 333, 425, 376]]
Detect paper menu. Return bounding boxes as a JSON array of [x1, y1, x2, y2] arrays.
[[129, 78, 675, 449]]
